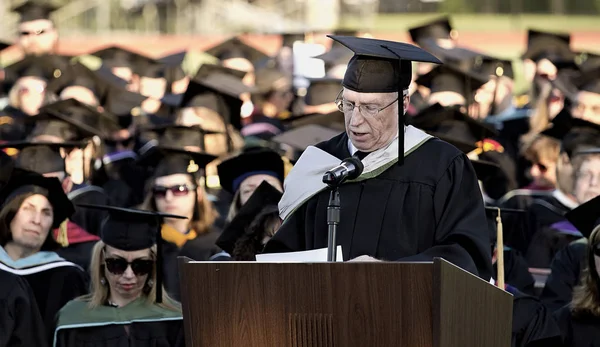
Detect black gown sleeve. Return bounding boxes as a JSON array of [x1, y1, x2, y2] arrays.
[[512, 292, 564, 347], [399, 155, 493, 278], [541, 241, 587, 312], [0, 273, 48, 347]]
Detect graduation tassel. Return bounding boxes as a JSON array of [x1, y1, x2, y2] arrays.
[[496, 207, 505, 290], [57, 220, 69, 247]]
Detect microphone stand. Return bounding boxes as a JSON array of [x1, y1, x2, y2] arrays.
[[326, 186, 341, 262]]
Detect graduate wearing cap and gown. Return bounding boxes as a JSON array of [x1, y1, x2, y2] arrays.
[[216, 181, 283, 260], [0, 141, 101, 270], [54, 205, 185, 347], [0, 268, 48, 347], [89, 45, 149, 85], [12, 1, 61, 57], [552, 195, 600, 346], [265, 36, 492, 278], [0, 171, 88, 342], [137, 145, 222, 298]]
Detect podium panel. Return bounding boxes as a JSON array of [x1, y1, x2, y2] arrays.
[[179, 258, 512, 347]]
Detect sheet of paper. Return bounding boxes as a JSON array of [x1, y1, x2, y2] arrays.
[[256, 246, 344, 262]]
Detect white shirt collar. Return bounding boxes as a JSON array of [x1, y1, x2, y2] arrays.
[[347, 126, 406, 156], [552, 189, 579, 210]]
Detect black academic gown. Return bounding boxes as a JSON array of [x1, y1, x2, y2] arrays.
[[510, 288, 563, 347], [494, 248, 536, 296], [162, 228, 222, 300], [526, 223, 583, 269], [0, 270, 48, 347], [528, 194, 573, 240], [554, 306, 600, 347], [0, 252, 88, 343], [541, 240, 587, 312], [265, 133, 492, 278], [54, 299, 184, 347]]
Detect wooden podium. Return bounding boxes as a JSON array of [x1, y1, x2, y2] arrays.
[[179, 258, 512, 347]]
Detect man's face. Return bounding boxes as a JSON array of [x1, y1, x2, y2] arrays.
[[474, 77, 513, 117], [60, 86, 99, 107], [572, 91, 600, 125], [574, 156, 600, 204], [18, 19, 58, 56], [342, 89, 400, 152], [139, 77, 167, 99]]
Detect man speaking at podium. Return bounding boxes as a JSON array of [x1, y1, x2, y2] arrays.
[[264, 36, 492, 279]]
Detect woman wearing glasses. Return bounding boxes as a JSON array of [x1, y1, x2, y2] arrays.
[[54, 205, 184, 347], [139, 146, 221, 298]]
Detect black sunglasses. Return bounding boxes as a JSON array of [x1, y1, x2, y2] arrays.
[[104, 257, 154, 276], [152, 184, 197, 199]]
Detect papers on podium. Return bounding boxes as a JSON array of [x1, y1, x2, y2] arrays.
[[255, 246, 344, 262]]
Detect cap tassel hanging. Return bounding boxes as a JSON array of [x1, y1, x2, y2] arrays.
[[57, 219, 70, 247], [380, 45, 405, 166], [496, 207, 505, 290]]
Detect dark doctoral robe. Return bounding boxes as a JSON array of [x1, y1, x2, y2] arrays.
[[0, 270, 48, 347], [554, 306, 600, 347], [527, 192, 575, 243], [161, 224, 222, 299], [265, 131, 492, 278], [508, 286, 563, 347], [541, 239, 587, 312], [494, 247, 536, 296], [526, 220, 583, 268], [54, 298, 185, 347], [0, 248, 88, 343]]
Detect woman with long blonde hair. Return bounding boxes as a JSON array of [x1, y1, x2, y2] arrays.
[[554, 195, 600, 346], [54, 205, 184, 347]]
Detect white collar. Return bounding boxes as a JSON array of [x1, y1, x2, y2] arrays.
[[552, 189, 579, 210], [347, 126, 406, 157]]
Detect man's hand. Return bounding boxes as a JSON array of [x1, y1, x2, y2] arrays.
[[348, 255, 381, 262]]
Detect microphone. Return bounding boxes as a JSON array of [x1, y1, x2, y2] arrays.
[[322, 156, 364, 186]]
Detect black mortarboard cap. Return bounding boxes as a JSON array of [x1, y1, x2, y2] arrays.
[[541, 107, 600, 141], [272, 124, 340, 162], [205, 37, 270, 63], [522, 29, 573, 62], [76, 203, 187, 303], [217, 148, 284, 194], [254, 65, 290, 94], [137, 144, 217, 177], [573, 65, 600, 94], [484, 206, 527, 245], [12, 1, 58, 23], [89, 46, 147, 69], [135, 58, 167, 79], [408, 17, 453, 46], [37, 98, 119, 139], [147, 124, 221, 151], [5, 55, 63, 81], [418, 39, 483, 69], [328, 35, 442, 166], [158, 51, 187, 67], [216, 181, 282, 254], [416, 63, 489, 97], [566, 195, 600, 239], [474, 56, 515, 79], [315, 46, 354, 68], [305, 78, 342, 106], [0, 170, 74, 228], [0, 141, 83, 174]]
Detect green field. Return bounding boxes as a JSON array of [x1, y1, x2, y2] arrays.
[[343, 13, 600, 32]]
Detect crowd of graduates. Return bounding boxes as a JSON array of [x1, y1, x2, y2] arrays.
[[1, 1, 600, 347]]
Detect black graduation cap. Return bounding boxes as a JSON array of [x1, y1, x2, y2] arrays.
[[12, 1, 59, 23], [573, 65, 600, 94], [216, 180, 282, 254], [416, 63, 490, 97], [4, 55, 63, 81], [272, 124, 341, 162], [474, 56, 515, 79], [315, 46, 354, 68], [327, 35, 442, 166], [417, 39, 483, 68], [541, 108, 600, 141], [0, 140, 83, 174], [89, 46, 147, 69], [205, 37, 270, 64], [76, 203, 187, 303], [0, 170, 74, 228], [304, 78, 342, 106], [157, 51, 188, 86], [217, 148, 285, 194], [254, 65, 291, 94], [137, 144, 217, 177], [135, 58, 167, 79], [522, 29, 573, 62], [484, 206, 527, 245], [566, 195, 600, 239], [36, 98, 119, 139], [410, 103, 498, 143], [147, 124, 221, 151], [408, 17, 453, 45]]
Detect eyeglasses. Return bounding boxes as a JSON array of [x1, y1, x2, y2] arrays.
[[152, 184, 197, 199], [19, 29, 50, 36], [335, 90, 402, 117], [104, 257, 154, 276]]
